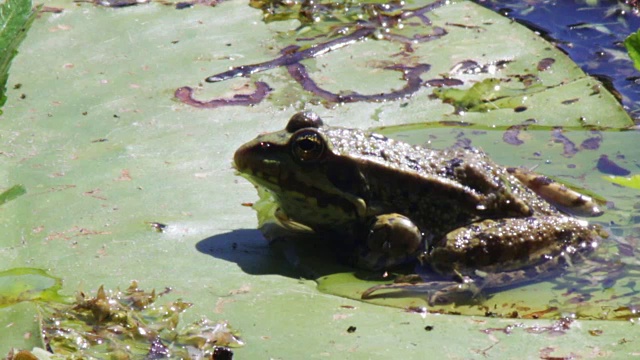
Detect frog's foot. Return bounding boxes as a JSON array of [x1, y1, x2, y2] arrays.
[[368, 213, 423, 256], [357, 213, 423, 269], [361, 275, 482, 306]]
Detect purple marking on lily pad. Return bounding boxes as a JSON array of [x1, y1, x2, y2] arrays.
[[552, 128, 578, 157], [178, 0, 450, 109], [580, 132, 603, 150], [424, 78, 464, 87], [287, 62, 431, 103], [400, 0, 447, 25], [204, 1, 447, 84], [206, 26, 376, 83], [174, 82, 272, 109], [503, 125, 525, 146], [597, 154, 630, 176], [383, 27, 448, 52], [450, 60, 481, 74]]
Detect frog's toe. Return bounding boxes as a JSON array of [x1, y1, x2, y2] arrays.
[[361, 282, 444, 300], [361, 283, 397, 299], [427, 281, 482, 306], [360, 280, 475, 305]]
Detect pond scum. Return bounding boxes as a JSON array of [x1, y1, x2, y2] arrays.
[[5, 281, 242, 359]]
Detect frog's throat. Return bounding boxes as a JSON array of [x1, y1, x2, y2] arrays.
[[241, 168, 367, 218]]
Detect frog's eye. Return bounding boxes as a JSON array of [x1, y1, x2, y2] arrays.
[[291, 130, 325, 163]]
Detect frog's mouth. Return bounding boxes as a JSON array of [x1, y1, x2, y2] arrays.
[[234, 143, 367, 219]]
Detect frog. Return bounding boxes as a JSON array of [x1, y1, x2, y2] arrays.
[[233, 112, 605, 305]]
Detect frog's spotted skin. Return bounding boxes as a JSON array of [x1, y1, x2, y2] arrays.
[[234, 112, 604, 304]]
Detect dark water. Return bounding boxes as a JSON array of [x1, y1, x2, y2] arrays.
[[473, 0, 640, 122]]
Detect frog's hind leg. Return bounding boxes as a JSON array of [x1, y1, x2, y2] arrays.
[[428, 266, 561, 305], [361, 264, 563, 306], [362, 216, 601, 305], [427, 215, 600, 278]]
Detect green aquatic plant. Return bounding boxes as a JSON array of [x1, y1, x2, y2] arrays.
[[0, 0, 36, 114]]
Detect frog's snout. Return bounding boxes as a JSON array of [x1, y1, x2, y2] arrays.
[[233, 145, 249, 172], [234, 140, 266, 172], [233, 140, 283, 179]]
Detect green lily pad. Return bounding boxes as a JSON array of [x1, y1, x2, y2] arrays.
[[0, 0, 637, 358]]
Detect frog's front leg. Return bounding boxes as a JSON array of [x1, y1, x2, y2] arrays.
[[356, 213, 424, 270]]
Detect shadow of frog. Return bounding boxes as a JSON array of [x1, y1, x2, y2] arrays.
[[195, 229, 354, 280]]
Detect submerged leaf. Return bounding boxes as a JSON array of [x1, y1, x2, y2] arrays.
[[0, 267, 68, 307]]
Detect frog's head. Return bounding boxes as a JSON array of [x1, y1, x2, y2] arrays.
[[234, 112, 367, 227]]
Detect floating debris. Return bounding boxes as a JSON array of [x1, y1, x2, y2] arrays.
[[39, 282, 243, 359], [537, 57, 555, 71]]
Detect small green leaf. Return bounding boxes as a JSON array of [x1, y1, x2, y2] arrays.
[[624, 29, 640, 72], [0, 184, 25, 206], [0, 0, 37, 111], [431, 78, 545, 112], [602, 174, 640, 190]]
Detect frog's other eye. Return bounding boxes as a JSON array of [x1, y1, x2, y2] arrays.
[[286, 112, 324, 133], [291, 130, 325, 163]]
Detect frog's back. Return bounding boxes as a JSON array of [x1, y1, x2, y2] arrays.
[[323, 127, 557, 235]]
